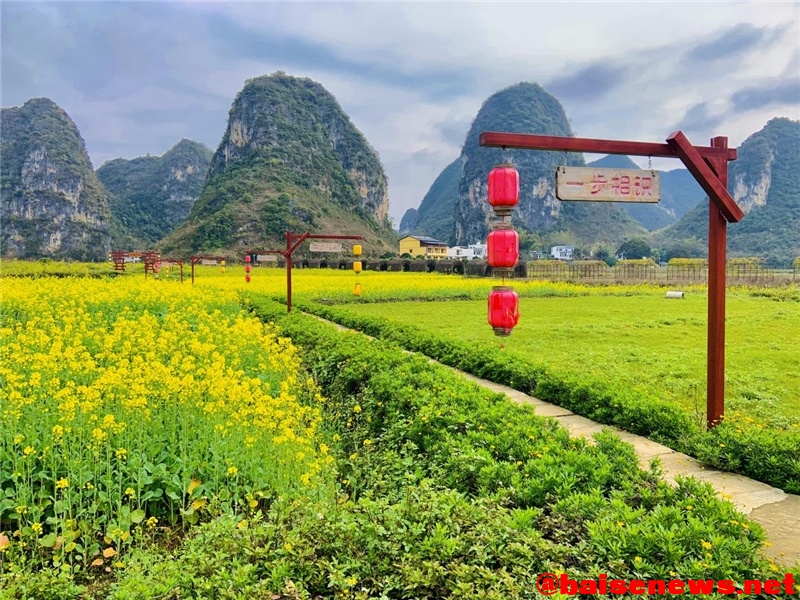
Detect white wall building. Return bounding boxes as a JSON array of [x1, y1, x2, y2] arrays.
[[447, 243, 486, 260], [551, 245, 574, 260], [447, 246, 473, 259], [469, 243, 486, 259]]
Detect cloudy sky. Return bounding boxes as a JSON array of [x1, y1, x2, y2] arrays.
[[2, 1, 798, 225]]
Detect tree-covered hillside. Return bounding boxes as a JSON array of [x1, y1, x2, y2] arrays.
[[654, 118, 800, 266], [163, 72, 397, 255], [401, 158, 461, 244], [97, 139, 212, 247]]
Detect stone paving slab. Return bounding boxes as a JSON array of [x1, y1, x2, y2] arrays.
[[750, 496, 800, 566], [554, 414, 606, 439]]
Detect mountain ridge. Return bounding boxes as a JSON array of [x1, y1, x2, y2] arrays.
[[653, 117, 800, 266]]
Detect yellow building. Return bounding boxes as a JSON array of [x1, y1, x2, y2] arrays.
[[399, 235, 449, 258]]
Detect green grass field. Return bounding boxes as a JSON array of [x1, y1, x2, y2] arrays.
[[347, 292, 800, 420]]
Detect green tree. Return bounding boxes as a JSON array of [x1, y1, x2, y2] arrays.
[[594, 246, 617, 267], [616, 238, 651, 260]]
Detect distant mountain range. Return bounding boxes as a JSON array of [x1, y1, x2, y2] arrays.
[[399, 83, 711, 249], [585, 155, 706, 231], [400, 85, 798, 265], [1, 78, 797, 264]]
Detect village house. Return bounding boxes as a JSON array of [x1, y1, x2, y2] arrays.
[[398, 235, 449, 258]]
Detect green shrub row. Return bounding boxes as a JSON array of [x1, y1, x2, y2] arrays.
[[291, 299, 800, 495], [8, 296, 786, 598], [241, 295, 776, 581]]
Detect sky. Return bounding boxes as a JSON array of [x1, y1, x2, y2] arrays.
[[2, 1, 799, 226]]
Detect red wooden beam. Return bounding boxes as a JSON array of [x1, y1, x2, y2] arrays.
[[479, 132, 737, 161], [666, 131, 744, 223]]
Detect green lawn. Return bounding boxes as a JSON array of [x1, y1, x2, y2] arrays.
[[348, 292, 800, 419]]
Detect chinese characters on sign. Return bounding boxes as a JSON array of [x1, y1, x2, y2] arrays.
[[309, 242, 343, 253], [556, 166, 661, 203]]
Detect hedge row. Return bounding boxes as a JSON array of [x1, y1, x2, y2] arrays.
[[241, 296, 779, 582], [291, 299, 800, 495]]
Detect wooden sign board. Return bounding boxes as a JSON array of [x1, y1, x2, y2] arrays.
[[309, 242, 343, 253], [256, 254, 278, 262], [201, 259, 218, 266], [556, 166, 660, 203]]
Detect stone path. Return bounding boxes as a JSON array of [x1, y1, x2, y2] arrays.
[[312, 315, 800, 565]]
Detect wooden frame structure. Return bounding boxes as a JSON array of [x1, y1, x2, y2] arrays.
[[480, 130, 744, 428], [255, 231, 364, 312], [190, 255, 226, 285]]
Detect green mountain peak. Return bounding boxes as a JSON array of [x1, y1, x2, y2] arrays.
[[1, 97, 111, 260], [163, 71, 396, 255]]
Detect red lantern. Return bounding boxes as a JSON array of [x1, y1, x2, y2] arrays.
[[487, 286, 519, 336], [244, 254, 251, 282], [487, 227, 519, 275], [487, 164, 519, 217]]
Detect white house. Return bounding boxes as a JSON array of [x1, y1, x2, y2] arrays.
[[551, 245, 574, 260], [446, 243, 487, 260], [469, 243, 487, 259], [447, 246, 473, 259]]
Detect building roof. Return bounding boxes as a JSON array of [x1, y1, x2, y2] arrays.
[[403, 235, 447, 246]]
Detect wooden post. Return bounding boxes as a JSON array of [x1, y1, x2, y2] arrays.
[[706, 136, 729, 428], [286, 232, 293, 313]]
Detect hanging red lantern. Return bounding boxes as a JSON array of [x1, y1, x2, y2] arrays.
[[487, 164, 519, 217], [487, 286, 519, 336], [487, 227, 519, 277], [244, 255, 251, 283]]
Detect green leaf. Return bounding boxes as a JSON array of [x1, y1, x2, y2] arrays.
[[130, 509, 146, 524]]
